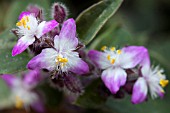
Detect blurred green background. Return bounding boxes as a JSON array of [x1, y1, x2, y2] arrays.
[[0, 0, 170, 113]]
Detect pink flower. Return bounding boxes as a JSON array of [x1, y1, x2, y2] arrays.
[[88, 46, 148, 94], [1, 70, 44, 112], [12, 11, 59, 56], [131, 52, 169, 104], [27, 19, 89, 75]]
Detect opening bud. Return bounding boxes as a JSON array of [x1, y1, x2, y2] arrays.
[[27, 5, 44, 20]]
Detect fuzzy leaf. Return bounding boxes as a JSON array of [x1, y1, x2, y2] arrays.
[[106, 95, 170, 113], [0, 29, 16, 49], [0, 48, 31, 74], [76, 0, 123, 45]]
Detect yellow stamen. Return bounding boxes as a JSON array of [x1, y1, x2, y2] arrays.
[[160, 79, 169, 88], [16, 22, 22, 26], [16, 16, 30, 29], [21, 19, 25, 25], [15, 96, 24, 109], [23, 20, 27, 26], [110, 47, 116, 51], [101, 46, 107, 51], [59, 58, 68, 63], [117, 50, 122, 54], [111, 58, 115, 64], [56, 56, 68, 63], [107, 55, 111, 60], [27, 26, 30, 30]]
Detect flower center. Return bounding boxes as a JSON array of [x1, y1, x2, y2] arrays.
[[15, 96, 24, 109], [160, 79, 169, 88], [16, 16, 30, 30], [55, 55, 68, 68], [101, 46, 122, 65]]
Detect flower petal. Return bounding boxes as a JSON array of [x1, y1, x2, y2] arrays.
[[120, 46, 148, 69], [1, 74, 16, 87], [69, 58, 89, 75], [18, 11, 31, 20], [158, 91, 164, 99], [23, 70, 41, 87], [27, 48, 57, 71], [59, 18, 78, 49], [59, 18, 76, 40], [12, 36, 35, 56], [88, 50, 111, 69], [131, 77, 148, 104], [140, 50, 151, 77], [36, 20, 59, 38], [53, 35, 60, 50], [54, 35, 78, 51], [101, 68, 127, 94]]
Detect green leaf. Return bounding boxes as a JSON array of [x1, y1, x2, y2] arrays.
[[89, 23, 134, 50], [75, 79, 107, 108], [4, 0, 50, 28], [106, 95, 170, 113], [76, 0, 123, 45], [0, 48, 31, 74], [0, 29, 16, 49]]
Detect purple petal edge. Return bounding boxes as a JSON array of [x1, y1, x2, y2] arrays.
[[131, 78, 148, 104], [121, 46, 149, 69], [42, 20, 59, 35], [31, 99, 45, 113], [59, 18, 76, 40], [12, 36, 35, 56], [88, 50, 105, 69], [70, 59, 89, 75], [23, 70, 41, 86], [1, 74, 16, 87], [19, 11, 31, 20], [101, 68, 127, 94]]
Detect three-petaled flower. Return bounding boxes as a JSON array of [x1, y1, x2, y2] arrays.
[[1, 70, 44, 112], [131, 53, 169, 104], [12, 11, 59, 56], [88, 46, 148, 94], [27, 18, 89, 75]]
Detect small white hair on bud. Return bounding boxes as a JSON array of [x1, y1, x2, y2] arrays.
[[51, 2, 69, 23]]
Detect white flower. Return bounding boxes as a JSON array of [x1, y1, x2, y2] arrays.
[[12, 11, 59, 56], [27, 19, 89, 75], [88, 46, 148, 94], [132, 64, 169, 104]]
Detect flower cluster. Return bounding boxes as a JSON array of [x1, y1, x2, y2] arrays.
[[1, 2, 169, 112], [88, 46, 169, 104]]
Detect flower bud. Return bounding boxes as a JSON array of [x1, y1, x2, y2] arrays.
[[27, 5, 44, 21], [51, 3, 68, 23]]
